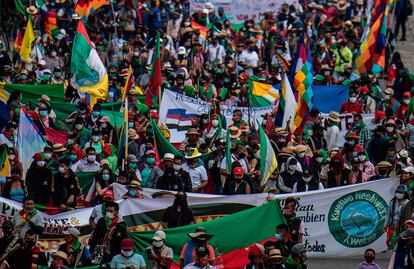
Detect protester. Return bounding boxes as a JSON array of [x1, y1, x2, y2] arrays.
[[13, 196, 44, 238], [58, 228, 91, 267], [110, 238, 146, 269], [283, 198, 304, 244], [356, 249, 381, 269], [162, 192, 195, 228], [180, 227, 215, 268], [145, 230, 174, 269]]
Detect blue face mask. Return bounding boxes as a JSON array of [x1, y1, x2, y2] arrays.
[[128, 122, 134, 128], [39, 110, 48, 117], [92, 111, 101, 117], [54, 72, 61, 77], [69, 154, 77, 161], [129, 163, 137, 169], [275, 233, 282, 241], [102, 173, 110, 181], [147, 157, 155, 165], [129, 190, 137, 196]]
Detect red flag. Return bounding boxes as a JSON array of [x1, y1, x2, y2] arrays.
[[145, 32, 162, 107]]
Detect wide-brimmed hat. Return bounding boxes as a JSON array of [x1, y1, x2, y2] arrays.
[[100, 159, 109, 166], [376, 161, 392, 168], [386, 119, 397, 127], [26, 5, 38, 14], [188, 227, 214, 240], [337, 0, 348, 11], [186, 128, 200, 136], [268, 249, 284, 260], [278, 147, 294, 157], [38, 94, 51, 107], [291, 244, 306, 255], [53, 143, 67, 153], [403, 166, 414, 174], [274, 127, 289, 137], [53, 251, 68, 262], [72, 13, 81, 20], [328, 111, 341, 123], [63, 227, 80, 237], [129, 180, 141, 188], [128, 128, 139, 139], [229, 126, 242, 139], [56, 0, 66, 3], [185, 148, 202, 159], [295, 144, 307, 153]]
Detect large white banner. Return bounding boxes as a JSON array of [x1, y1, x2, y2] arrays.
[[0, 179, 398, 257], [190, 0, 299, 23], [159, 89, 273, 143]]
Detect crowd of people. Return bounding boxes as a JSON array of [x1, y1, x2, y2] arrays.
[[0, 0, 413, 267]]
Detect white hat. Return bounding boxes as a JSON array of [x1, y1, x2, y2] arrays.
[[72, 13, 81, 20], [63, 227, 80, 237], [152, 230, 166, 241], [202, 8, 209, 14], [205, 2, 214, 9], [178, 46, 186, 55], [38, 60, 46, 66], [163, 153, 174, 161]]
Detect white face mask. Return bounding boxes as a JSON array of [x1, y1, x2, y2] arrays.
[[13, 129, 18, 137], [8, 154, 15, 160], [184, 22, 191, 26], [67, 139, 74, 145], [387, 126, 395, 133], [51, 51, 57, 57], [404, 98, 410, 105], [152, 240, 164, 248], [288, 164, 297, 171], [316, 157, 323, 163], [37, 161, 45, 167], [395, 192, 404, 199], [202, 119, 209, 124], [303, 176, 312, 183], [87, 155, 96, 162], [212, 119, 219, 127], [44, 153, 52, 160], [133, 52, 139, 56], [75, 124, 83, 130], [106, 212, 115, 219], [58, 167, 66, 173], [121, 250, 133, 257], [92, 136, 100, 142], [359, 155, 366, 162], [101, 123, 107, 128], [383, 94, 390, 100], [298, 152, 305, 158], [173, 164, 182, 171], [349, 97, 357, 104]]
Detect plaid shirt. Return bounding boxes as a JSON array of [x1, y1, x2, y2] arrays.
[[355, 127, 372, 148]]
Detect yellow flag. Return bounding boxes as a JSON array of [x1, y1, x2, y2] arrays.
[[0, 157, 10, 177], [19, 19, 35, 62]]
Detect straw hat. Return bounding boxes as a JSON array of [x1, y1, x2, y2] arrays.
[[295, 144, 308, 153], [376, 161, 392, 168], [129, 180, 141, 189], [274, 127, 289, 136], [328, 111, 341, 123], [186, 128, 200, 136], [268, 249, 284, 260], [188, 227, 214, 240], [229, 126, 242, 139], [53, 143, 67, 153], [52, 251, 68, 262], [26, 5, 38, 15], [56, 0, 66, 4], [128, 128, 139, 139]]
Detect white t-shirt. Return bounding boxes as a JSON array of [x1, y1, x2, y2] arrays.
[[208, 44, 226, 64], [239, 50, 259, 68], [182, 163, 208, 189]]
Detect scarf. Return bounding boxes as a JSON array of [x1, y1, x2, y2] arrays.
[[29, 246, 42, 269], [104, 215, 119, 243], [285, 256, 301, 268], [71, 240, 81, 254], [19, 209, 37, 221]]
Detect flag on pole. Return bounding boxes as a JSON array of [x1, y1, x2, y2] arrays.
[[248, 80, 280, 107], [36, 0, 59, 38], [258, 124, 278, 186], [70, 20, 108, 106], [122, 66, 133, 102], [0, 147, 10, 178], [292, 45, 314, 133], [75, 0, 107, 19], [191, 21, 208, 39], [19, 19, 35, 63], [145, 32, 162, 108], [281, 73, 297, 129], [18, 109, 48, 178]]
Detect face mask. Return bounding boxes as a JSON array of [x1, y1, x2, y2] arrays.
[[102, 173, 110, 181], [283, 208, 294, 216], [87, 155, 96, 162], [13, 129, 18, 137], [70, 154, 77, 161], [316, 157, 323, 163], [239, 153, 247, 159], [129, 190, 137, 196], [92, 111, 100, 117], [101, 123, 107, 128], [147, 157, 155, 165], [212, 119, 219, 127], [121, 250, 133, 257], [75, 124, 83, 130], [8, 154, 15, 160], [153, 240, 164, 248], [79, 109, 86, 114], [202, 119, 209, 124], [275, 233, 282, 241], [396, 192, 405, 199], [184, 22, 191, 26], [288, 164, 297, 171], [44, 153, 52, 160], [324, 70, 330, 76], [364, 256, 374, 263], [92, 136, 100, 142], [128, 122, 134, 128], [298, 152, 305, 158], [39, 110, 48, 117], [58, 167, 66, 173], [133, 52, 139, 56], [349, 97, 357, 103], [106, 212, 115, 219], [387, 156, 396, 163], [54, 71, 61, 77], [173, 164, 182, 171], [358, 155, 366, 162], [51, 51, 57, 57], [387, 126, 394, 132], [303, 176, 312, 183], [404, 98, 410, 105], [37, 161, 45, 167], [24, 241, 36, 249], [383, 94, 390, 101], [67, 139, 74, 145], [129, 163, 137, 169]]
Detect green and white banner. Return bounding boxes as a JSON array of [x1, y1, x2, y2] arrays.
[[0, 179, 398, 257]]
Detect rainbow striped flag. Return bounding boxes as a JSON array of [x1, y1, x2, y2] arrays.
[[75, 0, 107, 19], [191, 21, 208, 40], [354, 1, 390, 75], [292, 43, 313, 133]]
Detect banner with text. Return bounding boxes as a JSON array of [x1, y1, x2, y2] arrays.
[[159, 89, 273, 143], [190, 0, 299, 23]]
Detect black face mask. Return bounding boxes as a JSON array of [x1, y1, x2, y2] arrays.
[[332, 161, 341, 168], [25, 241, 36, 249], [174, 198, 186, 206], [239, 153, 247, 159]]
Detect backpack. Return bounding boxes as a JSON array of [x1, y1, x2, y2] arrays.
[[404, 0, 413, 16]]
